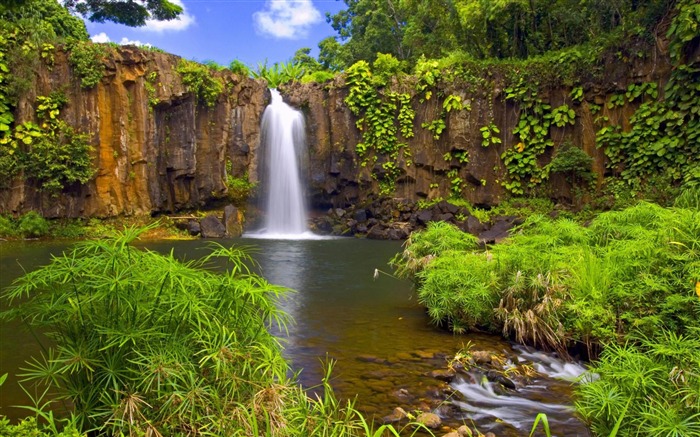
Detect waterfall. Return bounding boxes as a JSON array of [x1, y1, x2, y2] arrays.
[[258, 89, 309, 236]]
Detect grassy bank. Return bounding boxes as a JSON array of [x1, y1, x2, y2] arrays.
[[392, 190, 700, 435]]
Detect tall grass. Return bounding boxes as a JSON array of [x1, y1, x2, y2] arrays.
[[0, 227, 370, 436]]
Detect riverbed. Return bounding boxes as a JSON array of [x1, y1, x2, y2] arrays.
[[0, 237, 589, 436]]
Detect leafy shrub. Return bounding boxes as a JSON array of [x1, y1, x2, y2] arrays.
[[549, 144, 595, 187], [0, 215, 16, 237], [228, 59, 251, 76], [395, 203, 700, 356], [176, 59, 224, 107], [301, 70, 336, 84], [0, 417, 83, 437], [67, 41, 107, 88], [17, 211, 48, 237]]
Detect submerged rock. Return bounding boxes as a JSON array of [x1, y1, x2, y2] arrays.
[[416, 412, 442, 429]]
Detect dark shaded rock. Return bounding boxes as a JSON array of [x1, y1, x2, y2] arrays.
[[187, 219, 200, 236], [416, 209, 433, 225], [464, 216, 486, 235], [486, 371, 516, 390], [356, 354, 389, 364], [367, 224, 389, 240], [438, 200, 459, 215], [335, 208, 346, 218], [223, 204, 242, 237], [355, 223, 368, 233], [353, 209, 367, 222], [438, 213, 455, 222], [478, 216, 524, 243], [200, 215, 226, 238]]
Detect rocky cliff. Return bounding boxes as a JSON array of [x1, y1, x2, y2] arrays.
[[282, 48, 674, 210], [1, 46, 268, 218], [0, 42, 678, 219]]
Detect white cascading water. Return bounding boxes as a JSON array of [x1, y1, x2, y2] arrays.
[[450, 346, 591, 435], [258, 89, 309, 237]]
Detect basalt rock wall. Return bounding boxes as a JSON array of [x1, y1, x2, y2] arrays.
[[281, 46, 674, 210], [0, 43, 677, 219], [0, 46, 268, 218]]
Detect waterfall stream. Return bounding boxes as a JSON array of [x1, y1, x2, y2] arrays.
[[256, 89, 309, 237]]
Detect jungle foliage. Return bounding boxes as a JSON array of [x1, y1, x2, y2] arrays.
[[322, 0, 674, 68]]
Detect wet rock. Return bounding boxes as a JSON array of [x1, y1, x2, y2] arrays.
[[438, 213, 455, 222], [392, 388, 413, 402], [355, 223, 368, 234], [187, 219, 201, 236], [200, 215, 226, 238], [443, 432, 460, 437], [428, 369, 456, 382], [223, 204, 242, 237], [412, 350, 436, 359], [356, 354, 389, 364], [335, 208, 346, 218], [457, 425, 473, 436], [486, 370, 516, 390], [382, 407, 408, 424], [416, 412, 442, 429], [471, 350, 492, 365]]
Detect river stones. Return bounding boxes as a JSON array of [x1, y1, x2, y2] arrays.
[[382, 407, 408, 424], [416, 412, 442, 429], [428, 369, 456, 382]]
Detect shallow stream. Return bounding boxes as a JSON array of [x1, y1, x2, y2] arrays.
[[0, 237, 590, 436]]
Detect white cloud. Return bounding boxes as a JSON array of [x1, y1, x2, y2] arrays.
[[119, 37, 152, 48], [90, 32, 153, 47], [91, 32, 111, 43], [253, 0, 322, 39], [143, 0, 195, 32]]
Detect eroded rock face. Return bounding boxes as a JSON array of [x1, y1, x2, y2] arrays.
[[0, 46, 268, 218], [0, 44, 674, 219]]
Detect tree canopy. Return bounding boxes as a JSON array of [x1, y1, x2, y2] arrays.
[[321, 0, 674, 69], [62, 0, 183, 27]]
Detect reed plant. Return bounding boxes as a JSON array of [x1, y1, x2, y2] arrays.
[[0, 226, 365, 436]]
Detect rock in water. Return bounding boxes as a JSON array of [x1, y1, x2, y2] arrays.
[[416, 412, 442, 429], [223, 204, 242, 237], [200, 215, 226, 238]]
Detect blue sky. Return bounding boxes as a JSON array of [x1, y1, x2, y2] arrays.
[[87, 0, 346, 67]]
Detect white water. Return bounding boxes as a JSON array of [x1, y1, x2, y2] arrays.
[[254, 89, 309, 237], [451, 347, 590, 436]]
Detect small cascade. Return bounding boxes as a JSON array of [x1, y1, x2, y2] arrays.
[[450, 346, 590, 436], [257, 89, 309, 237]]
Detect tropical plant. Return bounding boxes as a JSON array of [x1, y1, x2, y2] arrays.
[[17, 211, 48, 238]]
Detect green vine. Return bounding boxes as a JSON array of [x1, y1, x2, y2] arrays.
[[480, 122, 501, 147], [344, 60, 414, 193], [145, 70, 159, 108], [67, 41, 107, 89], [176, 59, 224, 108], [421, 94, 468, 140], [501, 79, 555, 194]]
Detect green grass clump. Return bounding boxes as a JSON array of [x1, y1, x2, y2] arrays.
[[17, 211, 49, 238], [0, 226, 370, 436]]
